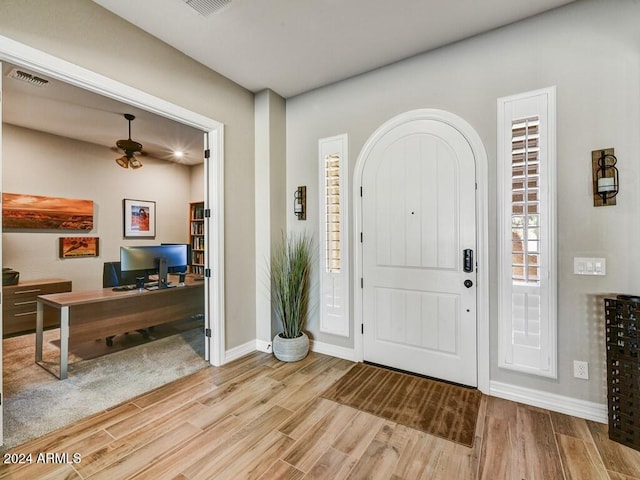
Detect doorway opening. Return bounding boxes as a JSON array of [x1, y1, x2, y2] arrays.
[[0, 36, 225, 448]]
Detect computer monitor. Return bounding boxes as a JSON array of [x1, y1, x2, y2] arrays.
[[120, 244, 188, 289], [161, 243, 192, 273]]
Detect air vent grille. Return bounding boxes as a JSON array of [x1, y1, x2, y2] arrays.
[[182, 0, 231, 17], [8, 68, 49, 87]]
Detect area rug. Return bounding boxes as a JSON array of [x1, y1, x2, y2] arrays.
[[2, 328, 207, 451], [321, 363, 482, 447]]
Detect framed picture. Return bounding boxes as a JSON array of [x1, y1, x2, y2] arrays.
[[123, 199, 156, 238], [59, 237, 99, 258], [2, 192, 94, 230]]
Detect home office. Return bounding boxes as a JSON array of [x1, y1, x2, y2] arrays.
[[34, 243, 205, 379], [1, 61, 211, 446]]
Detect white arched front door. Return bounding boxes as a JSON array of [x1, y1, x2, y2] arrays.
[[360, 111, 478, 387]]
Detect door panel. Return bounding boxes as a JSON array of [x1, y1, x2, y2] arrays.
[[362, 119, 477, 387], [373, 287, 459, 353]]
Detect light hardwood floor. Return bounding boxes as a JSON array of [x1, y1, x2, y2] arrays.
[[1, 351, 639, 479]]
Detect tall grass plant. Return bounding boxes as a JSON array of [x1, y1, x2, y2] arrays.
[[271, 232, 313, 339]]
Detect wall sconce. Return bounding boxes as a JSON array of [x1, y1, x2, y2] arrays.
[[294, 186, 306, 220], [592, 148, 619, 206]]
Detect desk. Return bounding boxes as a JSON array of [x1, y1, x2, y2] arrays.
[[36, 278, 204, 379]]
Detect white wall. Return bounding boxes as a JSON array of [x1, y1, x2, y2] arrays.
[[3, 124, 192, 291], [286, 0, 640, 403]]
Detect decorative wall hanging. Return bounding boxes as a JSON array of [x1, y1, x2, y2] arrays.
[[59, 237, 99, 258], [123, 198, 156, 238], [294, 186, 306, 220], [2, 193, 94, 230]]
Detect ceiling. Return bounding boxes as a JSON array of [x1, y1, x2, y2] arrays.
[[2, 63, 205, 165], [92, 0, 576, 98], [2, 0, 576, 165]]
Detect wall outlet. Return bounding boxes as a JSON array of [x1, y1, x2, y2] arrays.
[[573, 360, 589, 380]]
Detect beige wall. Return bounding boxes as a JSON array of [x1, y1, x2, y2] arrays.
[[254, 89, 287, 345], [286, 0, 640, 403], [3, 124, 191, 290], [190, 164, 205, 203], [0, 0, 256, 349]]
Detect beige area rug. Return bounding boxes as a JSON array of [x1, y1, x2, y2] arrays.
[[321, 363, 482, 447], [1, 327, 207, 451]]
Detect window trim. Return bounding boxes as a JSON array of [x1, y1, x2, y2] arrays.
[[497, 86, 557, 378], [318, 133, 349, 337]]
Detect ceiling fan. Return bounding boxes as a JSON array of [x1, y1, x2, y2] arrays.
[[115, 113, 144, 169]]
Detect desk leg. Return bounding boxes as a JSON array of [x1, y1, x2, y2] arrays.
[[35, 301, 44, 364], [60, 306, 69, 380]]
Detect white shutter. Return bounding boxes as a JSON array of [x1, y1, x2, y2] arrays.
[[319, 134, 349, 336], [498, 87, 557, 378]]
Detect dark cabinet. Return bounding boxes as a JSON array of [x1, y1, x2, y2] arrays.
[[3, 279, 72, 337]]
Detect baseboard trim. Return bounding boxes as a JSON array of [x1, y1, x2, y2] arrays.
[[227, 338, 358, 363], [227, 339, 357, 363], [310, 340, 358, 362], [255, 339, 272, 354], [224, 340, 256, 363], [490, 380, 607, 423]]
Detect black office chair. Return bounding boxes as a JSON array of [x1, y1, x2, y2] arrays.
[[102, 261, 121, 289], [103, 262, 150, 346]]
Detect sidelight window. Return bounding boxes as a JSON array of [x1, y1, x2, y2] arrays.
[[498, 87, 557, 378], [319, 134, 349, 337]]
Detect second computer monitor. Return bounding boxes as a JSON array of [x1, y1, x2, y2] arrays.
[[120, 244, 188, 288]]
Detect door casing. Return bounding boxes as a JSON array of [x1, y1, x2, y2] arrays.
[[353, 109, 490, 393], [0, 35, 226, 446]]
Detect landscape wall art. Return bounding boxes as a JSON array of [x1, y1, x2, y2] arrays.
[[2, 193, 94, 230]]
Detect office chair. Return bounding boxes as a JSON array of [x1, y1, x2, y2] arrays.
[[103, 261, 150, 346]]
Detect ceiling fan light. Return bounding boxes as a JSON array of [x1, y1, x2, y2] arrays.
[[115, 155, 129, 168], [115, 114, 143, 170]]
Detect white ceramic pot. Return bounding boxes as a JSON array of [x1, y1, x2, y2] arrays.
[[273, 331, 309, 362]]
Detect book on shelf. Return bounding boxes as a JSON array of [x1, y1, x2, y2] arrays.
[[192, 205, 205, 220], [191, 223, 204, 235], [189, 201, 206, 274]]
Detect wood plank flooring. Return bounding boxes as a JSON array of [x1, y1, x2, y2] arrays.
[[1, 351, 640, 479]]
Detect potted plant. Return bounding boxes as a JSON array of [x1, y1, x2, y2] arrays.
[[271, 231, 313, 362]]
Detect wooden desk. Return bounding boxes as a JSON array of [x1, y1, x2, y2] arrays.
[[35, 278, 204, 379]]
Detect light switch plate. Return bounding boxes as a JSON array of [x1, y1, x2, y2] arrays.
[[574, 257, 606, 275]]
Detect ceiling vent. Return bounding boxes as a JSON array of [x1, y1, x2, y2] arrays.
[[7, 68, 49, 87], [182, 0, 231, 17]]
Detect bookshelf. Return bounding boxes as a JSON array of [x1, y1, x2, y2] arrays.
[[189, 201, 205, 275]]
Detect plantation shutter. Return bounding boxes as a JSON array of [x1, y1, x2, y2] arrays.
[[325, 154, 341, 273], [511, 116, 540, 286], [498, 87, 557, 378], [319, 134, 349, 337]]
